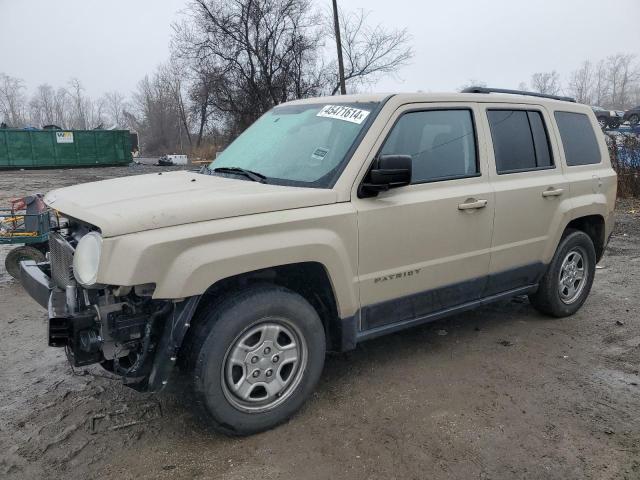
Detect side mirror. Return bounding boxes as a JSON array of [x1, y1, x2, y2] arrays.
[[359, 154, 412, 197]]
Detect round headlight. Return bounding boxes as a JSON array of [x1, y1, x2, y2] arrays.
[[73, 232, 103, 287]]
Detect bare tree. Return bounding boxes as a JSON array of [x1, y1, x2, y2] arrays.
[[530, 71, 561, 95], [173, 0, 413, 135], [103, 91, 128, 127], [52, 87, 70, 127], [67, 78, 88, 129], [28, 84, 58, 127], [173, 0, 325, 133], [606, 53, 639, 109], [567, 61, 594, 104], [159, 61, 193, 147], [130, 66, 193, 155], [593, 59, 609, 106], [327, 9, 413, 95], [0, 73, 27, 126]]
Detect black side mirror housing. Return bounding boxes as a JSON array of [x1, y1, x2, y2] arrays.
[[359, 154, 412, 197]]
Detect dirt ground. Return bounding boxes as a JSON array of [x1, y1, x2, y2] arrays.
[[1, 166, 639, 480]]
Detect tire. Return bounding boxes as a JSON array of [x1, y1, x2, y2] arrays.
[[4, 246, 46, 280], [629, 114, 639, 126], [186, 284, 326, 436], [529, 230, 596, 317]]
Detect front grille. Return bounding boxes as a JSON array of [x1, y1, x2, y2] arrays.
[[49, 232, 75, 288]]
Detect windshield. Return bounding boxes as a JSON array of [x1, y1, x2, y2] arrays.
[[209, 102, 379, 188]]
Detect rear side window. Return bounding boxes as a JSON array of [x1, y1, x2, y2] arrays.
[[487, 110, 554, 174], [554, 111, 601, 166], [380, 109, 478, 183]]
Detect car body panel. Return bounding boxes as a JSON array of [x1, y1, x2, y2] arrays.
[[351, 102, 494, 315], [98, 202, 360, 317], [36, 92, 616, 333], [44, 171, 337, 237]]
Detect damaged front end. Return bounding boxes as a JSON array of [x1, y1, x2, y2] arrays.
[[19, 217, 199, 392]]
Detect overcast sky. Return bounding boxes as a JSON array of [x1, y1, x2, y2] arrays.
[[1, 0, 639, 98]]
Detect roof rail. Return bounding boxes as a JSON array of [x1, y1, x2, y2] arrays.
[[461, 86, 576, 103]]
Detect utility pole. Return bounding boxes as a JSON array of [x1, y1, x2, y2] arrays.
[[332, 0, 346, 95]]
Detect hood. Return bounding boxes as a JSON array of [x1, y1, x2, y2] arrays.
[[44, 171, 337, 237]]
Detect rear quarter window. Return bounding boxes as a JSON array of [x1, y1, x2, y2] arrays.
[[554, 111, 601, 166]]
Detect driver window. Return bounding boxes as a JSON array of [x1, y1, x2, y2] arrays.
[[381, 109, 479, 183]]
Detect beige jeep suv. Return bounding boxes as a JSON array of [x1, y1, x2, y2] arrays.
[[19, 88, 616, 435]]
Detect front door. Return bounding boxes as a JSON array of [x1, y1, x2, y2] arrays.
[[353, 104, 495, 333]]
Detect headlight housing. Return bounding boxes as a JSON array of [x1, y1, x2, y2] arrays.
[[73, 232, 102, 287]]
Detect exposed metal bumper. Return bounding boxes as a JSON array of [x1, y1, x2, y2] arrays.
[[19, 260, 52, 309]]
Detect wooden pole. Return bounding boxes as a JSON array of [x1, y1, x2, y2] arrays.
[[332, 0, 347, 95]]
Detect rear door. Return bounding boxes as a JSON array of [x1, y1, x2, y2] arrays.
[[480, 104, 569, 294]]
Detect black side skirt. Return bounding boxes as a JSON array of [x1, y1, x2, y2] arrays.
[[337, 263, 546, 349], [356, 284, 537, 343]]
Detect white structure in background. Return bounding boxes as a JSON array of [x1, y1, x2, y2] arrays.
[[166, 154, 188, 165]]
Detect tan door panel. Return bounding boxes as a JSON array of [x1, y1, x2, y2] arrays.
[[352, 103, 495, 330]]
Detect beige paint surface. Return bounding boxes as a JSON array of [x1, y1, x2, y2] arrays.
[[46, 92, 616, 319]]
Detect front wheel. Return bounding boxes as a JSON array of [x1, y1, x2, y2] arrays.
[[628, 114, 639, 126], [186, 285, 326, 436], [529, 230, 596, 317]]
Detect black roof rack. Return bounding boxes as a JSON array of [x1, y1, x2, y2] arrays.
[[461, 86, 576, 103]]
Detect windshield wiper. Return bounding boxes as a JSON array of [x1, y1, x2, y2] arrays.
[[212, 166, 267, 183]]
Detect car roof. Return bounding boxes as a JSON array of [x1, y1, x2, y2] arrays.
[[285, 92, 586, 109]]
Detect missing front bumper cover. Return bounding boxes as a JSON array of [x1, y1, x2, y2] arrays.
[[18, 259, 200, 391]]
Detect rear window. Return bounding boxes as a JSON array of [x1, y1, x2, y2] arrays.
[[554, 111, 601, 166], [487, 110, 553, 174]]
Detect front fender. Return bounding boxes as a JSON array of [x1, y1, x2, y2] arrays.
[[98, 204, 359, 318]]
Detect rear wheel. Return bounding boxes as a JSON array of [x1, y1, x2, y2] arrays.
[[187, 285, 326, 436], [529, 230, 596, 317], [4, 246, 45, 280], [629, 114, 639, 125]]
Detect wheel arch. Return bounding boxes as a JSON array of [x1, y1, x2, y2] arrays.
[[189, 262, 350, 352], [563, 214, 606, 262]]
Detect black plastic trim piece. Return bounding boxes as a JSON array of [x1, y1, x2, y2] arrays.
[[361, 276, 487, 331], [356, 284, 537, 342], [484, 262, 546, 297], [353, 263, 547, 344], [145, 296, 201, 392], [335, 314, 358, 351], [19, 260, 51, 309], [462, 86, 576, 103]]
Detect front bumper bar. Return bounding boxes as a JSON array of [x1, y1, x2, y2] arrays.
[[19, 260, 51, 309]]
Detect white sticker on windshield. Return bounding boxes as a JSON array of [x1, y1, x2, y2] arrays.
[[311, 147, 329, 163], [317, 105, 370, 124]]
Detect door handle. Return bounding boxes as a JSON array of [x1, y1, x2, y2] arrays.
[[542, 187, 564, 197], [458, 199, 488, 210]]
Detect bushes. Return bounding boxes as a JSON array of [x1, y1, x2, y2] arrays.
[[607, 132, 640, 197]]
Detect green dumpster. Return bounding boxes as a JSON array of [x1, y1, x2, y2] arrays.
[[0, 129, 132, 169]]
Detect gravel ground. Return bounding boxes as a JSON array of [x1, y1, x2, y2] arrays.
[[0, 166, 639, 480]]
